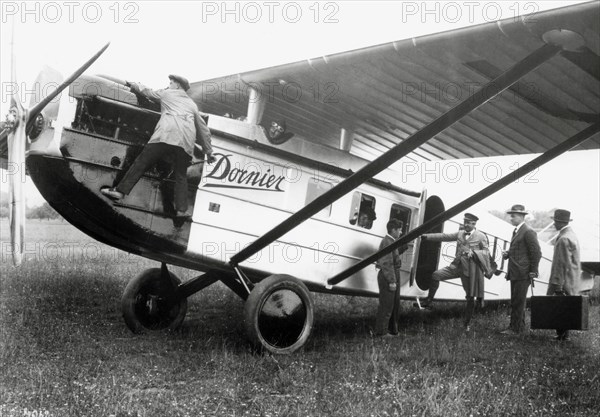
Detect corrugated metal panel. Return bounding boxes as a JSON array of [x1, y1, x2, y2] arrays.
[[190, 2, 600, 161]]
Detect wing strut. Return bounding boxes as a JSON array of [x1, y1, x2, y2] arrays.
[[229, 42, 561, 267], [327, 120, 600, 286]]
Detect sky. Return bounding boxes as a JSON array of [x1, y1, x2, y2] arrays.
[[0, 0, 598, 225]]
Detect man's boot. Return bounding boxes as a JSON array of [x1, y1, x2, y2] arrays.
[[419, 280, 439, 308]]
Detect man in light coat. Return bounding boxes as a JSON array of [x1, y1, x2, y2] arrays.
[[547, 208, 581, 341], [420, 213, 490, 331], [374, 219, 407, 337], [501, 204, 542, 335], [101, 75, 214, 219]]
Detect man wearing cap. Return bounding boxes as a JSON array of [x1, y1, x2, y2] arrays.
[[101, 75, 215, 219], [547, 209, 581, 341], [419, 213, 490, 331], [501, 204, 542, 335]]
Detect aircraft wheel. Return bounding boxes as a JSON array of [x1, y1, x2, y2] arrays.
[[244, 274, 314, 354], [122, 268, 187, 333]]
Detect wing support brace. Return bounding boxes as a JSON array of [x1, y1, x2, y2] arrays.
[[229, 43, 562, 268], [327, 121, 600, 286]]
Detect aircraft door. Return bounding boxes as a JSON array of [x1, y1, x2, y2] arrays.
[[414, 195, 445, 290], [408, 189, 427, 287]]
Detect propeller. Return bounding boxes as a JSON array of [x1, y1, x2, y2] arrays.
[[3, 42, 110, 265]]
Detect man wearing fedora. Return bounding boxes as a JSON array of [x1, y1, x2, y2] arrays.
[[419, 213, 490, 331], [101, 75, 215, 219], [547, 209, 581, 341], [501, 204, 542, 335]]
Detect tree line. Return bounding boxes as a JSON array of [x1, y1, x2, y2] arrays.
[[0, 192, 61, 220]]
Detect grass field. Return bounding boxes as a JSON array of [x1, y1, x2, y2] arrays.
[[1, 220, 599, 417]]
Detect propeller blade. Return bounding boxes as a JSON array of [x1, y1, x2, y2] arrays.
[[7, 107, 28, 266], [27, 42, 110, 131], [5, 15, 26, 265], [29, 66, 64, 120], [9, 22, 24, 114]]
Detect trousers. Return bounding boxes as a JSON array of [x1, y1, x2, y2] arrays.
[[546, 283, 570, 339], [116, 142, 191, 212], [509, 279, 531, 333], [375, 272, 400, 336]]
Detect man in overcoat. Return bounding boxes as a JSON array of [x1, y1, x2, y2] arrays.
[[501, 204, 542, 335], [101, 75, 214, 219], [420, 213, 490, 331], [547, 208, 582, 341]]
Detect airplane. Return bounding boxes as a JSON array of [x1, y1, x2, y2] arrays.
[[1, 2, 598, 354]]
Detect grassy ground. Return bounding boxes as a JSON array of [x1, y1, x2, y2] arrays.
[[1, 220, 599, 417]]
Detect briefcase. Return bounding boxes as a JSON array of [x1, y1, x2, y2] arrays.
[[530, 295, 589, 330]]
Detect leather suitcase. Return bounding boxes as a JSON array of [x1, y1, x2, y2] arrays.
[[530, 295, 589, 330]]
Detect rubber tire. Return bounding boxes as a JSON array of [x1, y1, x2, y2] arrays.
[[244, 274, 314, 354], [122, 268, 187, 333]]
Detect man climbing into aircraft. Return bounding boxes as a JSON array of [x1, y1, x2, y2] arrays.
[[374, 219, 407, 337], [101, 74, 215, 219], [419, 213, 490, 331], [546, 208, 581, 341], [500, 204, 542, 335]]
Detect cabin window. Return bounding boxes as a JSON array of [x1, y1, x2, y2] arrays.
[[349, 191, 376, 229], [306, 178, 333, 217], [389, 204, 412, 233]]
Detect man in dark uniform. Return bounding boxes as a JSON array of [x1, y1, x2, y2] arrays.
[[374, 219, 407, 337], [419, 213, 490, 331], [501, 204, 542, 335]]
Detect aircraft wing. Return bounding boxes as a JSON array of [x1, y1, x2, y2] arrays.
[[188, 1, 600, 162]]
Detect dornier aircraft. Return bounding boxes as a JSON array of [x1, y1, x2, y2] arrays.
[[1, 2, 599, 354]]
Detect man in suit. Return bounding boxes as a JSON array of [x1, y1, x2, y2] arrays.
[[501, 204, 542, 335], [374, 219, 407, 337], [547, 209, 581, 341], [419, 213, 490, 331]]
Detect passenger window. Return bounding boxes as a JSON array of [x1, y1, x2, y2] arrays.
[[306, 178, 333, 217], [389, 204, 411, 234], [349, 191, 376, 229]]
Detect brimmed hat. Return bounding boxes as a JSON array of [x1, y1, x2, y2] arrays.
[[464, 213, 479, 222], [506, 204, 528, 215], [168, 74, 190, 91], [552, 209, 572, 222]]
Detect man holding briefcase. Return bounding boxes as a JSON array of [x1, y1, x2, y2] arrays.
[[546, 209, 582, 341]]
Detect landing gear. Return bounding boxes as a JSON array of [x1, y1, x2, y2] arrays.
[[121, 267, 187, 333], [243, 274, 314, 354]]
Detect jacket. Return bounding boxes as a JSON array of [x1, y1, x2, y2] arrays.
[[549, 226, 581, 294], [506, 223, 542, 281], [130, 83, 213, 158], [425, 229, 490, 298], [376, 235, 405, 285]]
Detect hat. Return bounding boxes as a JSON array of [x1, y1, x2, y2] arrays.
[[464, 213, 479, 222], [506, 204, 528, 215], [552, 209, 572, 222], [168, 74, 190, 91]]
